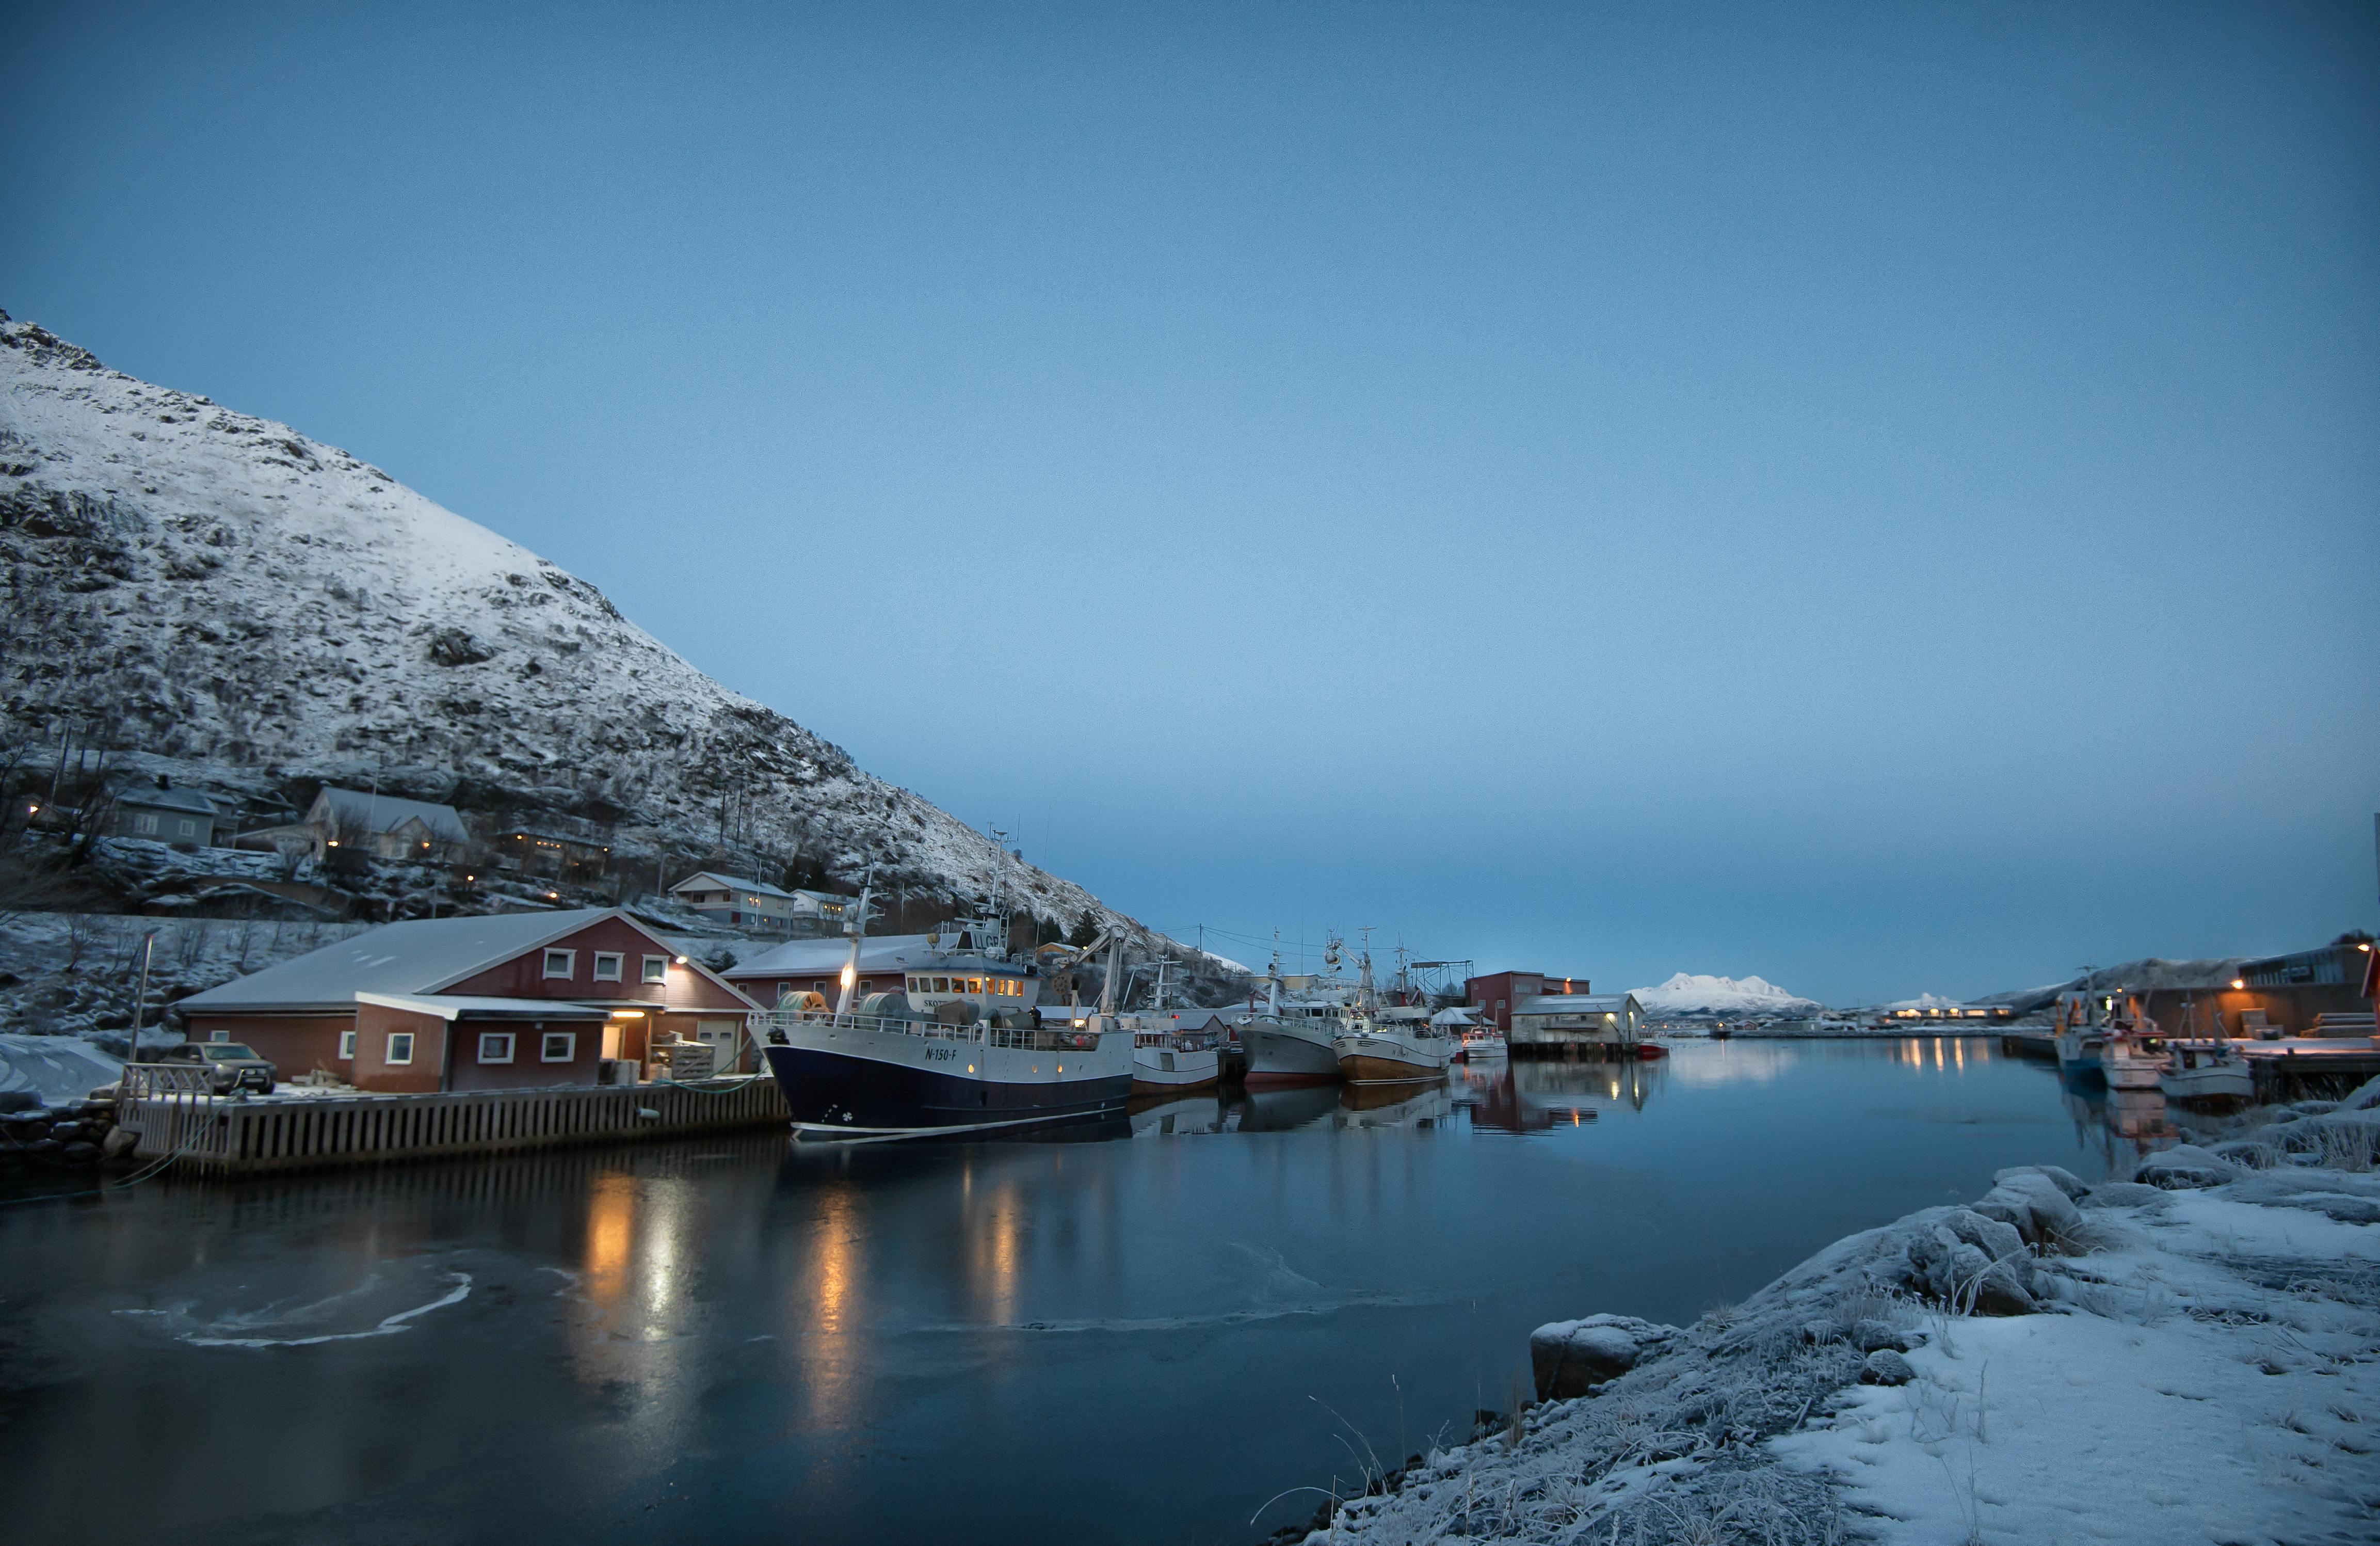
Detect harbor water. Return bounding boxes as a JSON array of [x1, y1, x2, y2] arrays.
[[2, 1038, 2149, 1545]]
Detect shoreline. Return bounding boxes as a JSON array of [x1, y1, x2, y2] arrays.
[[1280, 1088, 2380, 1545]]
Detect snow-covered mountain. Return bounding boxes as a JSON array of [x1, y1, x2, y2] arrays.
[[0, 311, 1126, 934], [1631, 971, 1823, 1017]]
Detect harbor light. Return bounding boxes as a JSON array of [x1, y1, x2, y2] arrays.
[[840, 964, 855, 990]]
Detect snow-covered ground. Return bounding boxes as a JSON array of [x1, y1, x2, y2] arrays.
[[0, 911, 372, 1043], [1310, 1119, 2380, 1544]]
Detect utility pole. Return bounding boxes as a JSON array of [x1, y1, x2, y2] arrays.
[[128, 931, 156, 1068]]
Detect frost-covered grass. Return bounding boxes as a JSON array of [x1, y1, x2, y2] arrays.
[[1315, 1150, 2380, 1546], [0, 910, 369, 1045]]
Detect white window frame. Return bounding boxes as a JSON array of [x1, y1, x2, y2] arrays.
[[176, 818, 196, 837], [542, 949, 576, 980], [134, 812, 159, 835], [641, 954, 669, 984], [387, 1031, 415, 1065], [592, 951, 623, 982], [338, 1030, 356, 1060], [540, 1031, 576, 1063], [478, 1031, 515, 1064]]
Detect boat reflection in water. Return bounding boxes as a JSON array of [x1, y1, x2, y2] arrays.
[[1128, 1090, 1230, 1138], [1231, 1082, 1343, 1131], [1333, 1078, 1453, 1129], [1455, 1057, 1661, 1134]]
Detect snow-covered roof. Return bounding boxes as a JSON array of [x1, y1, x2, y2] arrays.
[[353, 992, 610, 1020], [179, 909, 620, 1011], [313, 786, 472, 843], [1515, 994, 1642, 1014], [115, 784, 222, 816], [722, 931, 1021, 979], [669, 871, 797, 902]]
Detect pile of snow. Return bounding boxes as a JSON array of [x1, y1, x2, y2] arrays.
[[1305, 1158, 2380, 1545], [0, 1033, 123, 1105], [0, 312, 1132, 937], [1633, 971, 1822, 1017]]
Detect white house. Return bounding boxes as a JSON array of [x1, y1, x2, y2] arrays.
[[667, 872, 847, 936]]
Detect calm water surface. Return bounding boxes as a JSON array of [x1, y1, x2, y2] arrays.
[[2, 1038, 2157, 1545]]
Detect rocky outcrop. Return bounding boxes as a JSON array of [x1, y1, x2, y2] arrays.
[[1529, 1314, 1681, 1401]]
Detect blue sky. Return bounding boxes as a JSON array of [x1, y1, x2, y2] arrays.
[[6, 2, 2375, 1001]]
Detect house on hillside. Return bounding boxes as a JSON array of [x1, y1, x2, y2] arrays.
[[109, 778, 233, 846], [668, 871, 847, 936], [238, 786, 474, 862], [488, 823, 612, 880], [721, 922, 1031, 1008], [174, 908, 760, 1093]]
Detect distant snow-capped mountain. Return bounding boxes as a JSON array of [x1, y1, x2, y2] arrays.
[[1632, 972, 1823, 1016], [0, 311, 1124, 933]]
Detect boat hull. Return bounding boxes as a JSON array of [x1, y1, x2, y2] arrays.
[[1131, 1047, 1220, 1093], [2160, 1063, 2253, 1103], [1334, 1031, 1452, 1084], [1242, 1020, 1342, 1083], [762, 1025, 1132, 1138]]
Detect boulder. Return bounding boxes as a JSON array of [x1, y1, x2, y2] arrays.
[[1530, 1314, 1681, 1401], [59, 1141, 99, 1165], [1860, 1349, 1916, 1386], [1993, 1164, 2088, 1201], [101, 1125, 140, 1161], [0, 1090, 41, 1114], [2081, 1181, 2171, 1210], [1904, 1212, 2037, 1315], [1973, 1170, 2082, 1247], [2132, 1144, 2241, 1190]]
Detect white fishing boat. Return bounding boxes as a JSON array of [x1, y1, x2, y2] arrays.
[[1127, 963, 1221, 1093], [2160, 1041, 2253, 1103]]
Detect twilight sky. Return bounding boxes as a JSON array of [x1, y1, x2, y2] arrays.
[[6, 2, 2375, 1002]]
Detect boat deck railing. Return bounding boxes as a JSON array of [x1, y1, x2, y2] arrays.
[[751, 1009, 1107, 1053]]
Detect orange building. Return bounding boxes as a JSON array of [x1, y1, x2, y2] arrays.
[[174, 909, 758, 1092]]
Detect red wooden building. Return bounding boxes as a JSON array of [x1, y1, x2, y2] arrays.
[[1465, 970, 1591, 1033], [175, 909, 758, 1093]]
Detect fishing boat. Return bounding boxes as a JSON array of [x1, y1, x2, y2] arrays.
[[2053, 985, 2137, 1083], [1241, 942, 1353, 1084], [1333, 946, 1454, 1083], [753, 874, 1134, 1138], [1127, 961, 1221, 1093], [2101, 1025, 2167, 1090], [2159, 999, 2253, 1105], [1456, 1026, 1508, 1061]]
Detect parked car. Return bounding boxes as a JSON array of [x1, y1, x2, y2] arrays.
[[151, 1041, 277, 1094]]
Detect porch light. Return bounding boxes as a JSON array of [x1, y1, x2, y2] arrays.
[[673, 954, 688, 965], [609, 1009, 647, 1019], [2230, 978, 2245, 990]]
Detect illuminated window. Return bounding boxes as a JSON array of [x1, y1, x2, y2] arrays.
[[592, 952, 623, 982], [541, 1032, 576, 1063], [386, 1032, 414, 1065], [968, 978, 983, 994], [479, 1032, 515, 1064]]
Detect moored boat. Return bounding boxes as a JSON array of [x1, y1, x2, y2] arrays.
[[1331, 950, 1453, 1083], [755, 878, 1134, 1138]]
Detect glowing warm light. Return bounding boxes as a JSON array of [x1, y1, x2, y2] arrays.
[[609, 1008, 647, 1018], [673, 955, 688, 965], [2230, 978, 2245, 990], [840, 964, 855, 989]]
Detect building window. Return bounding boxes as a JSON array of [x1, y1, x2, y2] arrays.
[[387, 1032, 415, 1065], [134, 812, 159, 835], [176, 818, 196, 837], [541, 1032, 576, 1063], [543, 949, 575, 980], [338, 1030, 356, 1060], [592, 952, 623, 982], [478, 1032, 514, 1064], [642, 955, 669, 984], [777, 980, 793, 999]]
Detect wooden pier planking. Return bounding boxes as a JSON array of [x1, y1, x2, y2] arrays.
[[118, 1066, 790, 1177]]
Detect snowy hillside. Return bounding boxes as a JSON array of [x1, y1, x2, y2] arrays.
[[0, 312, 1124, 934], [1631, 971, 1823, 1016]]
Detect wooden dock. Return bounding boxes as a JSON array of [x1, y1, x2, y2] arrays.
[[118, 1065, 790, 1177], [2242, 1040, 2380, 1102]]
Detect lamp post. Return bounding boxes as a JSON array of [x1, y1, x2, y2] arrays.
[[127, 930, 156, 1081]]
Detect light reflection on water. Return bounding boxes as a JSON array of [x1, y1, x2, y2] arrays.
[[2, 1036, 2164, 1546]]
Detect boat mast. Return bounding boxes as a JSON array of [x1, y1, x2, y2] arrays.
[[834, 865, 875, 1020]]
